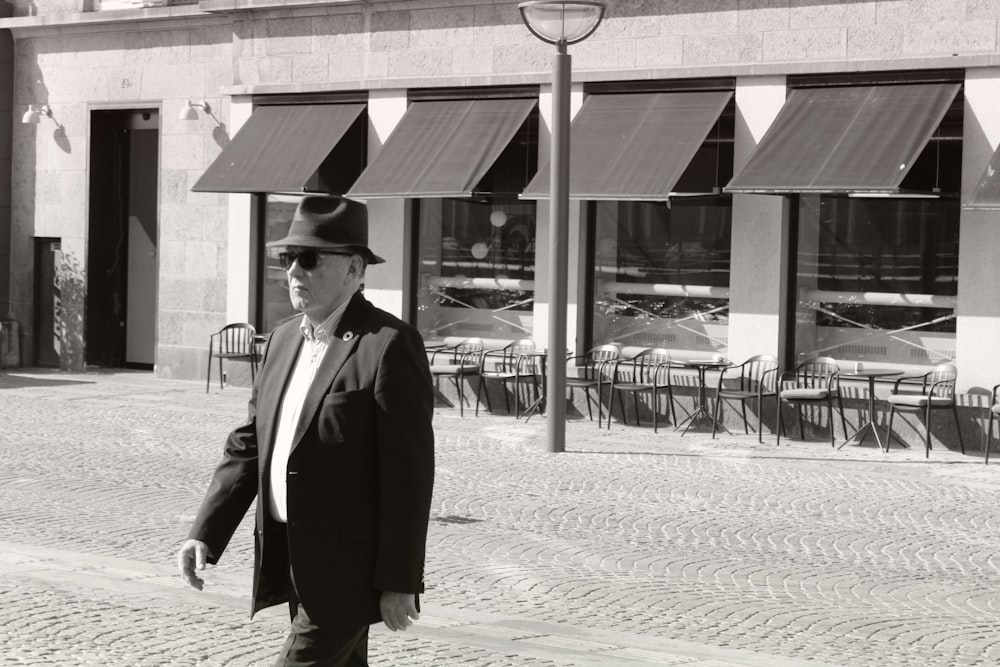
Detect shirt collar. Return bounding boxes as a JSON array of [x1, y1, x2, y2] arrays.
[[299, 295, 353, 344]]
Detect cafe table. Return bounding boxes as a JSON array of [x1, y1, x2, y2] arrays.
[[838, 367, 904, 452], [674, 358, 731, 436]]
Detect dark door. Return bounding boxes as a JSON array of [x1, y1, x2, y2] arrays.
[[34, 238, 60, 367], [87, 110, 159, 369]]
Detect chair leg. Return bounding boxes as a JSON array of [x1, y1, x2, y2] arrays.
[[886, 404, 895, 452], [206, 346, 213, 393], [652, 387, 659, 434], [740, 401, 749, 435], [475, 377, 485, 416], [456, 376, 465, 417], [667, 388, 677, 426], [711, 396, 722, 439], [952, 406, 964, 454], [605, 388, 614, 429], [827, 399, 835, 448], [924, 402, 932, 458], [633, 393, 641, 428], [756, 397, 764, 444], [796, 405, 805, 440], [218, 358, 225, 390], [837, 395, 849, 440], [776, 399, 784, 446], [582, 388, 594, 422], [501, 383, 511, 415], [987, 410, 995, 464]]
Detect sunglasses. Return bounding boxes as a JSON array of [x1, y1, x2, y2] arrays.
[[278, 250, 354, 271]]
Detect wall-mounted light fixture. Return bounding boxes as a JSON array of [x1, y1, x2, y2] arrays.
[[179, 100, 211, 121], [21, 104, 53, 125]]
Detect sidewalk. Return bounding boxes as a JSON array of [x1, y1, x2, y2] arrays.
[[1, 368, 997, 666]]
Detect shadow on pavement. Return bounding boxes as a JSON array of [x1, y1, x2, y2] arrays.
[[0, 373, 97, 389]]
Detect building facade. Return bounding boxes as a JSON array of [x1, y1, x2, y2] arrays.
[[2, 0, 1000, 421]]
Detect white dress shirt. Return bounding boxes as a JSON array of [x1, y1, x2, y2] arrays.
[[268, 300, 350, 523]]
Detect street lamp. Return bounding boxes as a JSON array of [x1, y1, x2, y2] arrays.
[[519, 1, 605, 453]]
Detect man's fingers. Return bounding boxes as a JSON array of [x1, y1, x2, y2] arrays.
[[177, 540, 209, 591], [380, 592, 418, 631], [194, 542, 207, 570]]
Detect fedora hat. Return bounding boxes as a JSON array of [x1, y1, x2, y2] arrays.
[[267, 196, 385, 264]]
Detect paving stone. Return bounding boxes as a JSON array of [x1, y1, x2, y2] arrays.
[[0, 369, 998, 665]]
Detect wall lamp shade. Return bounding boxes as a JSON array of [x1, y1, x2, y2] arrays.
[[518, 1, 606, 45], [21, 104, 51, 124], [179, 100, 211, 121]]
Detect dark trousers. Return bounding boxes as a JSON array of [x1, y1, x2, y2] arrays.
[[272, 523, 370, 667], [276, 601, 369, 667]]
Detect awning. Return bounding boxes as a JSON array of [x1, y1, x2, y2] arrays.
[[968, 146, 1000, 209], [192, 103, 365, 194], [346, 98, 536, 199], [726, 82, 960, 194], [521, 90, 733, 200]]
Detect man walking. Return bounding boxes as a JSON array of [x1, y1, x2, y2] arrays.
[[177, 196, 435, 666]]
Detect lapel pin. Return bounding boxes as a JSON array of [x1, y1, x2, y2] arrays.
[[342, 331, 354, 342]]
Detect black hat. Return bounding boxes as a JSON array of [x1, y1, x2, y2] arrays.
[[266, 196, 385, 264]]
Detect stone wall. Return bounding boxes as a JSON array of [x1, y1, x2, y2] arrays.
[[9, 17, 232, 374]]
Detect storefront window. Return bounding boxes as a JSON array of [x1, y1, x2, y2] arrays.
[[794, 195, 959, 367], [259, 194, 299, 333], [416, 197, 536, 343], [592, 198, 732, 357]]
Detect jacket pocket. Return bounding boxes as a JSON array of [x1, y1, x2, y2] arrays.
[[317, 389, 372, 444]]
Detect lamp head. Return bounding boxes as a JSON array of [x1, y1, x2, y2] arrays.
[[179, 100, 211, 121], [21, 104, 51, 125], [518, 1, 606, 45]]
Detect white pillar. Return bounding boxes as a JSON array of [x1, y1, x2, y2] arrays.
[[363, 89, 409, 318], [226, 96, 254, 324], [957, 69, 1000, 394], [533, 82, 584, 353], [727, 76, 789, 365]]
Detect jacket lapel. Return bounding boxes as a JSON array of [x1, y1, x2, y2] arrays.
[[257, 322, 302, 465], [289, 293, 372, 454]]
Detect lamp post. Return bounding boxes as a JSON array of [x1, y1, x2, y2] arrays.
[[519, 1, 605, 453]]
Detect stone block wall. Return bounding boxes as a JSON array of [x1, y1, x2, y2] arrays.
[[223, 0, 1000, 91], [10, 17, 232, 374]]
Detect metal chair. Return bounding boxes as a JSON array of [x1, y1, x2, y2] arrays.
[[475, 338, 538, 417], [428, 338, 485, 417], [776, 357, 848, 447], [886, 363, 963, 458], [206, 323, 259, 392], [607, 348, 677, 432], [712, 354, 779, 442], [565, 343, 621, 427]]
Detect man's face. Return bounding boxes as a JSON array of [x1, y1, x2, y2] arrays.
[[282, 246, 361, 323]]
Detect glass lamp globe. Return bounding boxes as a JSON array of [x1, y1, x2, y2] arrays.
[[518, 1, 606, 45]]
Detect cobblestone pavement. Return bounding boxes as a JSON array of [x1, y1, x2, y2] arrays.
[[0, 369, 999, 666]]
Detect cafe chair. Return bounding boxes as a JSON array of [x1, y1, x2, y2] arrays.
[[565, 343, 621, 427], [712, 354, 779, 442], [885, 363, 963, 458], [206, 322, 259, 392], [607, 348, 677, 432], [475, 338, 538, 418], [428, 338, 485, 417], [984, 383, 1000, 464], [776, 357, 848, 447]]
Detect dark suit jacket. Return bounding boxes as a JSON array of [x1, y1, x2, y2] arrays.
[[188, 292, 435, 629]]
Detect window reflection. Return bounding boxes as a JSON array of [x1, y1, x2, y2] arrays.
[[794, 195, 959, 366], [417, 197, 536, 343], [592, 198, 732, 356], [260, 194, 299, 332]]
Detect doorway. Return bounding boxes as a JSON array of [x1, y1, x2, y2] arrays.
[[87, 109, 159, 369]]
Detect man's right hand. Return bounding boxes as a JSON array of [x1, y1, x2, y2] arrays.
[[176, 539, 210, 591]]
